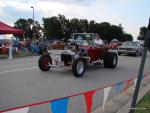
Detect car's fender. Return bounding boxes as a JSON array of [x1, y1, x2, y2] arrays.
[[108, 49, 118, 56]]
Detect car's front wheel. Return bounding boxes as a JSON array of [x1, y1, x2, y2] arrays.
[[38, 55, 52, 71], [72, 58, 85, 77], [104, 52, 118, 68]]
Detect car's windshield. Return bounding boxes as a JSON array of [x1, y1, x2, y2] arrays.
[[122, 42, 138, 47], [73, 39, 97, 46]]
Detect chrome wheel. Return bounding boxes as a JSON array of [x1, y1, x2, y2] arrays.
[[113, 55, 117, 66], [76, 61, 84, 75]]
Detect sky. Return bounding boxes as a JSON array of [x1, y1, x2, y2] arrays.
[[0, 0, 150, 40]]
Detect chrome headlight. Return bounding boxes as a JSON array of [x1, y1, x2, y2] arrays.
[[74, 54, 79, 59], [66, 50, 75, 55], [56, 54, 60, 61]]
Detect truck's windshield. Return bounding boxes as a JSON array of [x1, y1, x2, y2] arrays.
[[73, 33, 95, 40]]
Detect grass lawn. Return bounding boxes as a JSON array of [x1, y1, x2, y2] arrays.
[[134, 91, 150, 113], [0, 51, 33, 59]]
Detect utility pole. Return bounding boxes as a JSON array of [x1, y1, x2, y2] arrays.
[[31, 6, 34, 27], [31, 6, 35, 42], [129, 18, 150, 113]]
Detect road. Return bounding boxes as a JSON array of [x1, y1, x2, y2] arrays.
[[0, 53, 150, 113]]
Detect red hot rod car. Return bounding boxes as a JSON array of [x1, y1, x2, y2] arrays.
[[38, 38, 118, 77]]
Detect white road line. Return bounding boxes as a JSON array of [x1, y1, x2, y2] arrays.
[[0, 63, 35, 68], [0, 67, 38, 74]]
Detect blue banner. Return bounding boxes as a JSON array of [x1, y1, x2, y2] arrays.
[[141, 75, 144, 81], [116, 82, 123, 93], [50, 98, 69, 113]]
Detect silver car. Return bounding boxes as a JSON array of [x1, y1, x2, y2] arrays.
[[117, 41, 143, 56]]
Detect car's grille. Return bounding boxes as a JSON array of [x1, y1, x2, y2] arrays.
[[119, 48, 125, 50], [119, 48, 133, 51], [61, 54, 72, 62], [126, 48, 133, 51]]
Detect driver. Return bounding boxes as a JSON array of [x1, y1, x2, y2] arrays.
[[94, 33, 104, 46]]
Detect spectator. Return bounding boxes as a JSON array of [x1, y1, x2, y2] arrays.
[[26, 39, 32, 52]]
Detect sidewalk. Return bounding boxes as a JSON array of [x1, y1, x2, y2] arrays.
[[92, 76, 150, 113]]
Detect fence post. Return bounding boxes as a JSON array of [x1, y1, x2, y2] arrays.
[[8, 42, 13, 60]]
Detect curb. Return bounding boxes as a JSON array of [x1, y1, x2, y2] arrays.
[[92, 77, 150, 113]]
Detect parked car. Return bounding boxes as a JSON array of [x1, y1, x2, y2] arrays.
[[38, 33, 118, 77], [51, 41, 65, 50], [117, 41, 143, 56]]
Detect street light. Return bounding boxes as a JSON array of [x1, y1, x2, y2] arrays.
[[31, 6, 34, 26], [31, 6, 35, 41]]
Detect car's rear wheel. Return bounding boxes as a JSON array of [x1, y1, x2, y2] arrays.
[[38, 55, 52, 71], [72, 58, 85, 77], [104, 52, 118, 68]]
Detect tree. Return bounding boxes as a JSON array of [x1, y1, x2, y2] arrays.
[[88, 20, 96, 33], [43, 16, 62, 40], [43, 14, 133, 42], [14, 18, 42, 40], [122, 33, 133, 41], [58, 14, 70, 40], [137, 26, 147, 40]]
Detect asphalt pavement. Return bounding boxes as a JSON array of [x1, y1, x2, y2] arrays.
[[0, 53, 150, 113]]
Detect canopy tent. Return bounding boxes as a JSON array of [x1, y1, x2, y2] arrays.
[[0, 21, 24, 35]]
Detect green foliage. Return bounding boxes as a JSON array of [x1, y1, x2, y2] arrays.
[[43, 14, 133, 42], [137, 26, 147, 40], [122, 33, 133, 41], [135, 91, 150, 113], [14, 18, 42, 40]]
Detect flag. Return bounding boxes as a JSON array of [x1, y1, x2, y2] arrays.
[[144, 74, 148, 80], [134, 75, 144, 86], [116, 82, 123, 93], [141, 75, 144, 81], [134, 78, 137, 86], [124, 80, 132, 91], [50, 98, 69, 113], [124, 80, 132, 96], [84, 90, 96, 113], [4, 107, 29, 113], [103, 87, 112, 110]]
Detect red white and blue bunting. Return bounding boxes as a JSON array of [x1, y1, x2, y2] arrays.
[[1, 74, 149, 113]]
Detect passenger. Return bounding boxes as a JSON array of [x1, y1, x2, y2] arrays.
[[85, 35, 95, 46], [94, 33, 104, 46]]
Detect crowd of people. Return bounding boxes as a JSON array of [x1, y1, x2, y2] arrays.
[[0, 33, 120, 57], [0, 38, 47, 55]]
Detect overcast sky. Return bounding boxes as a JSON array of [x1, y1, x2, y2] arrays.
[[0, 0, 149, 39]]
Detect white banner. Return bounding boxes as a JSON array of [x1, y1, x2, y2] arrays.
[[4, 107, 29, 113], [134, 78, 137, 86], [103, 87, 112, 110]]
